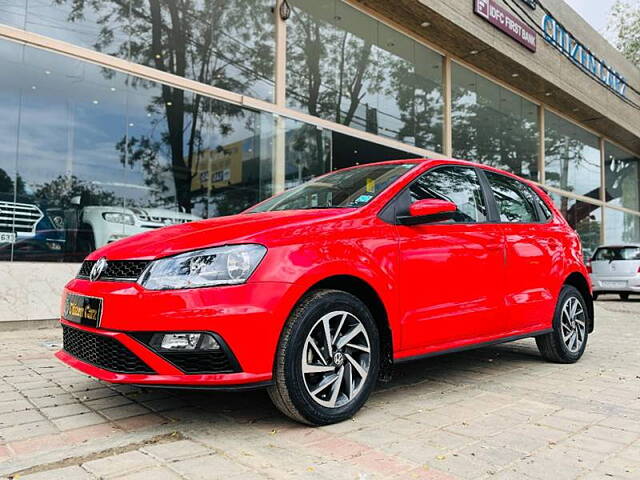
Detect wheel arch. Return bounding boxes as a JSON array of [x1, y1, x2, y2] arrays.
[[564, 272, 594, 333], [304, 275, 394, 380]]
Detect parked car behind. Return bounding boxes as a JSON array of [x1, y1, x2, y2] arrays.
[[0, 199, 65, 261], [56, 159, 594, 425], [81, 206, 202, 249], [589, 244, 640, 300]]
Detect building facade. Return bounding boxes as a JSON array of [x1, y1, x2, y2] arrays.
[[0, 0, 639, 321]]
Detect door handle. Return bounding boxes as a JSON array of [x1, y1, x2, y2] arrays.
[[487, 244, 503, 251]]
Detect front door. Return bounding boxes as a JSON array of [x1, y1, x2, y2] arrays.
[[396, 165, 506, 355]]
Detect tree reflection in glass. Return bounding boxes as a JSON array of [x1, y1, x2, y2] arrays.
[[451, 63, 539, 180], [545, 111, 601, 200], [287, 0, 443, 153]]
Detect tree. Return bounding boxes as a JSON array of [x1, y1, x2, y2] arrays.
[[607, 0, 640, 67], [33, 175, 118, 208], [0, 170, 27, 201]]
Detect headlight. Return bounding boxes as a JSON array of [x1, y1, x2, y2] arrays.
[[102, 212, 135, 225], [138, 244, 267, 290]]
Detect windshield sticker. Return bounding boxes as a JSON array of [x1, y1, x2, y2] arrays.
[[354, 194, 373, 205]]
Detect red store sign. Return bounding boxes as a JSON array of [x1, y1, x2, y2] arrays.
[[474, 0, 537, 52]]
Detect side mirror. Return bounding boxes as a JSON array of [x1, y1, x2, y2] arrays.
[[399, 199, 457, 225]]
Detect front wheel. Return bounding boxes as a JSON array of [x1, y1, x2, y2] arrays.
[[268, 289, 380, 425], [620, 293, 630, 301], [536, 285, 588, 364]]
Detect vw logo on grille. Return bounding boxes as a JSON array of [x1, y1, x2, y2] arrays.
[[90, 257, 108, 282]]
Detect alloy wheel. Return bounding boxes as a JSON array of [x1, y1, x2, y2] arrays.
[[301, 311, 371, 408], [560, 296, 586, 353]]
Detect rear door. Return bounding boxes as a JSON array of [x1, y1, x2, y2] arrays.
[[395, 165, 506, 353], [481, 170, 559, 334]]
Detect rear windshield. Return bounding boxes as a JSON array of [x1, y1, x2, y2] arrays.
[[593, 247, 640, 261]]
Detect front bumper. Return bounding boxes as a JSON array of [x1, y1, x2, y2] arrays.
[[57, 279, 306, 387]]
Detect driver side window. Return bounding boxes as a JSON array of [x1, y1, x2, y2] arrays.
[[409, 166, 487, 223]]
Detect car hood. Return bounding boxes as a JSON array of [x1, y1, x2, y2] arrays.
[[88, 209, 354, 260]]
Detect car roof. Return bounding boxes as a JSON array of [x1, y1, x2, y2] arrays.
[[348, 158, 538, 185], [595, 244, 640, 249]]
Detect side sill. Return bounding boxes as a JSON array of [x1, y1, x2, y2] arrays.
[[394, 329, 554, 364]]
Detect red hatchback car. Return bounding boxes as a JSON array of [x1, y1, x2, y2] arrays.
[[57, 159, 593, 425]]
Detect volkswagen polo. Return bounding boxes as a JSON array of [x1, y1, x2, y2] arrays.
[[56, 159, 594, 425]]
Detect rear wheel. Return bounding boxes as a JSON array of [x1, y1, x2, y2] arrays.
[[592, 293, 599, 301], [268, 289, 380, 425], [620, 293, 630, 301], [536, 285, 588, 364]]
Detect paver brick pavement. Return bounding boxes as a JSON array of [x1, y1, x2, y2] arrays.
[[0, 296, 639, 479]]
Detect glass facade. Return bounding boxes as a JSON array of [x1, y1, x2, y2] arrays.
[[287, 0, 444, 152], [452, 63, 539, 180], [2, 0, 276, 101], [545, 111, 601, 200], [550, 193, 602, 260], [0, 40, 275, 261], [605, 142, 640, 211], [0, 0, 639, 263], [605, 208, 640, 245]]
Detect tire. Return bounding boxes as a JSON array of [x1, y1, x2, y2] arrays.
[[620, 293, 630, 301], [536, 285, 588, 364], [592, 293, 599, 301], [268, 289, 380, 426]]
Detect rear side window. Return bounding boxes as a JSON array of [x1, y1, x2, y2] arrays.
[[410, 166, 487, 223], [534, 193, 553, 220], [593, 247, 640, 261], [485, 171, 538, 223]]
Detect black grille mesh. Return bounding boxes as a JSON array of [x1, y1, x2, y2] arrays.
[[62, 325, 155, 374], [161, 352, 235, 374], [77, 260, 150, 281]]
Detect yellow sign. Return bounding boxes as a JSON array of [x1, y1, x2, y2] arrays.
[[191, 141, 244, 192]]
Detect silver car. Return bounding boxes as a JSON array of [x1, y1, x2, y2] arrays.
[[589, 244, 640, 300]]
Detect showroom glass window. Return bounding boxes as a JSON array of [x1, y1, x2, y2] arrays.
[[545, 111, 601, 199], [287, 0, 444, 153], [550, 193, 602, 259], [603, 142, 640, 243], [604, 209, 640, 244], [0, 40, 274, 262], [604, 142, 640, 212], [451, 63, 539, 180], [409, 166, 487, 223], [0, 0, 275, 102]]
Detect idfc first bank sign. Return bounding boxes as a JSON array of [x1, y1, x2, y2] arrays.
[[474, 0, 537, 52]]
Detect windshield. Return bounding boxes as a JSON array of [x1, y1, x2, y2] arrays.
[[593, 247, 640, 261], [250, 163, 417, 212]]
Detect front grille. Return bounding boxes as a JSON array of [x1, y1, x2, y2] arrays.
[[62, 324, 155, 374], [161, 352, 236, 374], [0, 201, 43, 233], [77, 260, 150, 281]]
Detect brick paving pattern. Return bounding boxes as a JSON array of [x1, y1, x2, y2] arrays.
[[0, 296, 638, 479]]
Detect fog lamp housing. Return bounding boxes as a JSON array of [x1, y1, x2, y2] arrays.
[[149, 332, 220, 352]]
